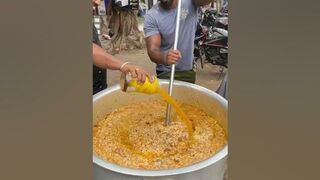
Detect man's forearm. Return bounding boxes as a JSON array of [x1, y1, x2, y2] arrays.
[[92, 43, 123, 70], [147, 48, 167, 65], [193, 0, 212, 6]]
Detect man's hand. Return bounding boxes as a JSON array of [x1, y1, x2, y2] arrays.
[[165, 49, 182, 65], [146, 35, 182, 66], [120, 63, 154, 84]]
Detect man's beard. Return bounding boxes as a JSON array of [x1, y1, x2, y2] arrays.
[[160, 0, 174, 10]]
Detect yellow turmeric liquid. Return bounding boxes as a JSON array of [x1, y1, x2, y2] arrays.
[[128, 78, 193, 136], [156, 88, 194, 137]]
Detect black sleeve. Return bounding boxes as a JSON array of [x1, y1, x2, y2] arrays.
[[92, 24, 107, 94]]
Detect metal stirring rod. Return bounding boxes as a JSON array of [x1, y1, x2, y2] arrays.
[[165, 0, 183, 126]]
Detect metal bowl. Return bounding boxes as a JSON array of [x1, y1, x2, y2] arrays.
[[93, 80, 228, 180]]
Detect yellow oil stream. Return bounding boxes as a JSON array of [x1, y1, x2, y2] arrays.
[[156, 88, 194, 136], [127, 78, 194, 137]]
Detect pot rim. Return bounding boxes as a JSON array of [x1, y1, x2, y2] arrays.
[[93, 80, 228, 177]]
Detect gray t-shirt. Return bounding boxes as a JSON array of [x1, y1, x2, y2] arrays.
[[144, 1, 198, 72]]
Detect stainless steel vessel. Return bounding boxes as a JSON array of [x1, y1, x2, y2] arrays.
[[93, 80, 228, 180]]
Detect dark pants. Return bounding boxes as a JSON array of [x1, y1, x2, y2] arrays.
[[156, 70, 196, 84]]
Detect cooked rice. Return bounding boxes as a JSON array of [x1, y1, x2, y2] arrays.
[[93, 100, 227, 169]]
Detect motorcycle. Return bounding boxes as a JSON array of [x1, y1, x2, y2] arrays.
[[202, 8, 228, 30], [194, 8, 228, 70]]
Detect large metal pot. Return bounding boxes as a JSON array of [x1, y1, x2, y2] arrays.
[[93, 80, 228, 180]]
